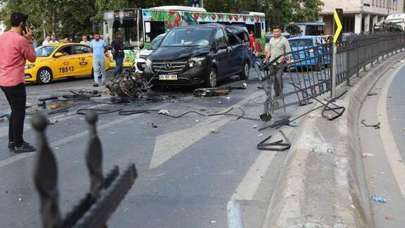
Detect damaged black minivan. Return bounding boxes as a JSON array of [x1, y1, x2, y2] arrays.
[[144, 24, 251, 88]]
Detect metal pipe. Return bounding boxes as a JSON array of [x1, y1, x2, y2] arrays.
[[331, 44, 337, 98]]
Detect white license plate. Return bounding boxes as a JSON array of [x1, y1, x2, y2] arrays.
[[159, 75, 178, 80]]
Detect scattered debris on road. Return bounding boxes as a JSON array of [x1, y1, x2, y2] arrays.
[[367, 92, 378, 96], [362, 153, 375, 158], [193, 88, 231, 97], [370, 195, 387, 203], [361, 120, 381, 129], [158, 109, 170, 115], [257, 130, 291, 152]]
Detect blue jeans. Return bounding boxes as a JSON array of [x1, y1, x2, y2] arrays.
[[93, 58, 105, 84], [114, 56, 124, 77]]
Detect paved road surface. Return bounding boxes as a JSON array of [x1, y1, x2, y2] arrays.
[[0, 71, 300, 228], [359, 62, 405, 227]]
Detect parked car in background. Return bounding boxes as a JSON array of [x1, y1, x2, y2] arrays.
[[288, 35, 330, 70], [135, 33, 165, 74], [145, 24, 251, 88], [25, 43, 112, 84]]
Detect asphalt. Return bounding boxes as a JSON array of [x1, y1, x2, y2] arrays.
[[359, 62, 405, 227], [0, 71, 298, 228]]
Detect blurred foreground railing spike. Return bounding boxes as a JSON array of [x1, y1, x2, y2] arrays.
[[31, 112, 137, 228], [85, 111, 104, 199], [32, 113, 62, 228]]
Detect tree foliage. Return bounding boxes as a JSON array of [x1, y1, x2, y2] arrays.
[[0, 0, 131, 39], [0, 0, 323, 40]]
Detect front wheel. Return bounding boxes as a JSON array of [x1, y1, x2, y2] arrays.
[[204, 68, 217, 88], [37, 68, 53, 84], [239, 62, 250, 80]]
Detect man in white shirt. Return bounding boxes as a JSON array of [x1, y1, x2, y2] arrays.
[[80, 35, 90, 46], [42, 35, 51, 46], [89, 32, 107, 87]]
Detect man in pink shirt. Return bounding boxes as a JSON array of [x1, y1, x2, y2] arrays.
[[0, 12, 36, 153]]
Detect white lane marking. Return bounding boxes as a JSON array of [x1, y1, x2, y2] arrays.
[[0, 104, 168, 169], [149, 91, 264, 169], [230, 128, 291, 201], [231, 152, 276, 201], [149, 117, 230, 169], [378, 65, 405, 198], [227, 200, 244, 228]]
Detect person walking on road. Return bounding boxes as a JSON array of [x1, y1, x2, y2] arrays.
[[111, 32, 125, 77], [264, 26, 291, 97], [249, 30, 257, 55], [90, 32, 107, 87], [0, 12, 37, 153]]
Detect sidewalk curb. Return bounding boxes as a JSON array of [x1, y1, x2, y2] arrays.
[[261, 50, 405, 228]]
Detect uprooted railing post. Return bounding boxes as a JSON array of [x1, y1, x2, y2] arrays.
[[32, 111, 137, 228]]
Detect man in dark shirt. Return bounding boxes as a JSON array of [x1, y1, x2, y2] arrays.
[[111, 32, 125, 77]]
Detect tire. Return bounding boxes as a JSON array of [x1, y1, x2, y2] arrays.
[[239, 61, 250, 80], [37, 68, 53, 84], [204, 67, 217, 88]]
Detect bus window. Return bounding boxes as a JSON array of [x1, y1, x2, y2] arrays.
[[305, 25, 324, 36], [149, 21, 165, 41]]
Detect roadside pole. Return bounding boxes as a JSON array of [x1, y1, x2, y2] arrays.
[[331, 44, 337, 98], [332, 9, 343, 98]]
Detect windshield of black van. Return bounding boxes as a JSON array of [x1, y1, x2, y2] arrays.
[[161, 28, 212, 47]]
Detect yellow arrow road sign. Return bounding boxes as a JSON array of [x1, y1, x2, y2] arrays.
[[333, 9, 343, 43]]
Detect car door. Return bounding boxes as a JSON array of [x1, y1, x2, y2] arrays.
[[226, 30, 244, 74], [52, 45, 78, 79], [72, 45, 92, 77], [213, 28, 232, 78]]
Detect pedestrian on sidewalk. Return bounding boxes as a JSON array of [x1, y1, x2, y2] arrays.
[[111, 32, 125, 77], [0, 12, 37, 153], [90, 32, 107, 87], [264, 25, 291, 97]]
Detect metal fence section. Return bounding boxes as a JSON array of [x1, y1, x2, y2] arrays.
[[259, 41, 332, 118], [259, 33, 405, 117], [31, 111, 137, 228], [336, 33, 405, 86]]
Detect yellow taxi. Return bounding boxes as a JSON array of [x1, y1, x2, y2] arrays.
[[25, 43, 113, 84]]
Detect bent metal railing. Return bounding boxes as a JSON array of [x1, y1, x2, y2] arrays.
[[31, 111, 137, 228], [258, 32, 405, 117]]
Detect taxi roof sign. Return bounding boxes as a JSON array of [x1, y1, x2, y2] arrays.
[[333, 9, 343, 44]]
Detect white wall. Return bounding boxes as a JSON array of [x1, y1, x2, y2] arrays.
[[321, 0, 362, 14], [322, 0, 404, 15]]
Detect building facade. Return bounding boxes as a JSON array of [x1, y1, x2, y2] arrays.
[[320, 0, 404, 34]]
